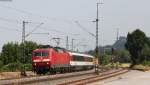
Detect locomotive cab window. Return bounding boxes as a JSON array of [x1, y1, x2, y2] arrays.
[[42, 52, 49, 56], [34, 52, 41, 56], [33, 51, 48, 57]]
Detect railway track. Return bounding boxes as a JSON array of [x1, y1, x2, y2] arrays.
[[0, 68, 129, 85], [26, 68, 128, 85], [0, 70, 95, 85], [57, 69, 129, 85]]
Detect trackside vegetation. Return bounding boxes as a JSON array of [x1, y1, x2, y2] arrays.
[[1, 29, 150, 72], [125, 29, 150, 71], [0, 41, 40, 72]]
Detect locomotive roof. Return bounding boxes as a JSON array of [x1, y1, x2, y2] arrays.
[[33, 48, 51, 51], [69, 52, 94, 58], [33, 46, 66, 51]]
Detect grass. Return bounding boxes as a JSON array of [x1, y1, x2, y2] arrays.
[[98, 63, 128, 70], [118, 63, 150, 71], [132, 65, 150, 71], [98, 63, 150, 72], [120, 63, 131, 68]]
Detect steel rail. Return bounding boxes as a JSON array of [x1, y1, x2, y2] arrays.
[[58, 69, 129, 85]]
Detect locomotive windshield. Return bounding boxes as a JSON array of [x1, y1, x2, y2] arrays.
[[33, 51, 48, 57]]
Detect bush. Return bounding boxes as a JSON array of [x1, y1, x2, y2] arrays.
[[142, 61, 150, 66], [0, 62, 21, 72], [102, 54, 110, 65], [24, 64, 32, 71], [132, 64, 150, 71], [0, 60, 3, 67], [0, 63, 32, 72]]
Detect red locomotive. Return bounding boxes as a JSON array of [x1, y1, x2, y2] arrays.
[[32, 46, 94, 74]]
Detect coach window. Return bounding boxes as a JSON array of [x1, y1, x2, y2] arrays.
[[77, 56, 83, 61], [72, 55, 76, 61], [84, 57, 86, 61], [72, 55, 84, 61], [87, 57, 93, 62]]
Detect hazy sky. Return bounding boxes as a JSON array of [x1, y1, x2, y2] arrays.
[[0, 0, 150, 52]]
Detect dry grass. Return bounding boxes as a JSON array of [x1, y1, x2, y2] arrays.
[[121, 63, 131, 68], [132, 65, 150, 71], [0, 71, 36, 80]]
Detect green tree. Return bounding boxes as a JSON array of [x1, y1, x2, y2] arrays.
[[0, 42, 20, 65], [115, 50, 130, 63], [125, 29, 148, 66], [101, 54, 110, 65], [24, 41, 39, 64], [141, 44, 150, 62], [0, 41, 40, 71]]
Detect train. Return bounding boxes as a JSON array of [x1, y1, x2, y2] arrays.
[[32, 46, 94, 74]]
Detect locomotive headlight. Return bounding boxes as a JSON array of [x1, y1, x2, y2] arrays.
[[46, 62, 49, 64], [34, 63, 36, 66]]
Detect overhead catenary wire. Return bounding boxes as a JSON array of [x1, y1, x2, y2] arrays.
[[25, 23, 44, 37], [75, 21, 96, 37], [40, 26, 79, 36], [0, 5, 85, 37], [0, 17, 65, 35], [0, 17, 20, 24], [31, 33, 49, 35], [0, 16, 45, 25], [0, 26, 21, 32], [0, 5, 36, 17], [0, 4, 74, 24], [0, 17, 45, 32], [0, 22, 78, 37], [0, 4, 92, 49]]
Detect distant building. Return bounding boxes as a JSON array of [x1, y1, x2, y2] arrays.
[[113, 36, 126, 50], [88, 36, 127, 55]]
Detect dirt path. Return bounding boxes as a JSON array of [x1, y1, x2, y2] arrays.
[[89, 70, 150, 85], [0, 71, 36, 80]]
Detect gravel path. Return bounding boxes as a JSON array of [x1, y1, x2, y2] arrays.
[[89, 70, 150, 85]]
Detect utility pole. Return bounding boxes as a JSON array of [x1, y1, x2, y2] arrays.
[[21, 21, 29, 76], [94, 2, 103, 74], [71, 38, 75, 51], [66, 36, 69, 50], [21, 21, 44, 76]]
